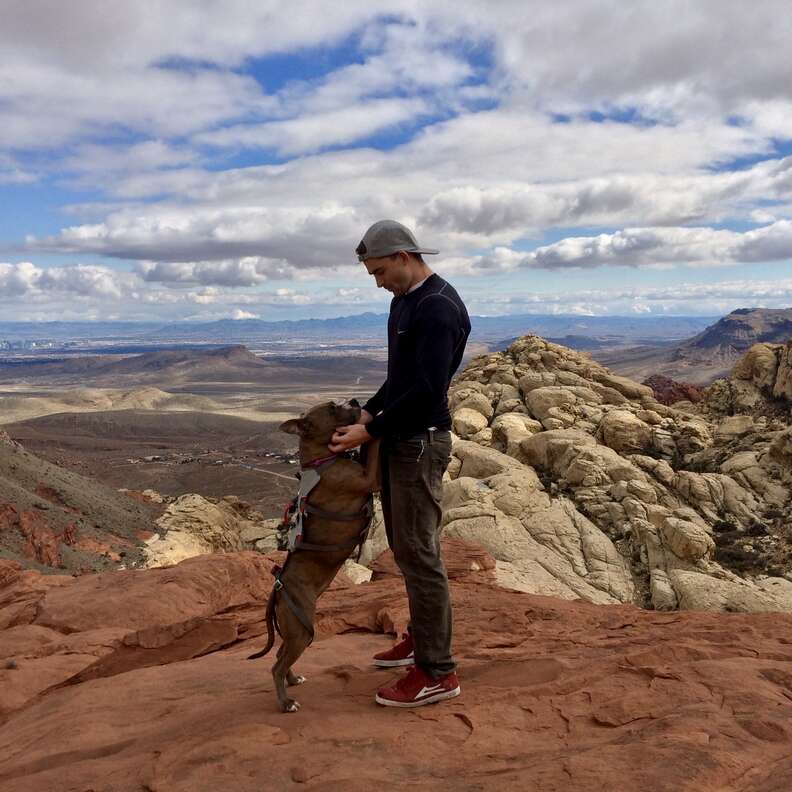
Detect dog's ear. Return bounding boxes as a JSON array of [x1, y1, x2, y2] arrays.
[[279, 418, 304, 436]]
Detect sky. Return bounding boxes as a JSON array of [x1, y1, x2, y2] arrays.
[[2, 0, 792, 322]]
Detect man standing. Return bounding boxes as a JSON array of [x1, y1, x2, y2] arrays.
[[329, 219, 471, 707]]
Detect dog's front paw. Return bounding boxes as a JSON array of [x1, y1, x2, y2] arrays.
[[283, 699, 300, 713]]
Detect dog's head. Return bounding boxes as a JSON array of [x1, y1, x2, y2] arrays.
[[279, 399, 361, 442]]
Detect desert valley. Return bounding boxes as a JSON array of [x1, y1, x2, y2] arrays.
[[1, 309, 792, 790]]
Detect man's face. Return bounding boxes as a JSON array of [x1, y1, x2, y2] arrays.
[[364, 253, 410, 295]]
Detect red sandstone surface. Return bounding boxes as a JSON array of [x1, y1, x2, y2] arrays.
[[0, 500, 132, 570], [642, 374, 705, 405], [17, 509, 63, 568], [1, 543, 791, 791]]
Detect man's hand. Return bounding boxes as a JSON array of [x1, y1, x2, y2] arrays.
[[329, 422, 371, 453], [359, 409, 374, 425]]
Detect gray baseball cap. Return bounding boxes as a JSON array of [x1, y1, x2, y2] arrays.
[[356, 219, 439, 261]]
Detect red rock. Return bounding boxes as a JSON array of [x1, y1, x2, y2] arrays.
[[61, 522, 77, 545], [65, 529, 130, 562], [1, 551, 792, 790], [0, 560, 23, 590], [0, 503, 18, 532], [18, 510, 62, 568], [371, 538, 497, 581], [643, 374, 704, 405]]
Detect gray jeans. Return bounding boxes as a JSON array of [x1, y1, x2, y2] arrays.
[[379, 430, 455, 678]]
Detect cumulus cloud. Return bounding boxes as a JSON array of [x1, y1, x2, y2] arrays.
[[31, 204, 366, 266], [4, 1, 792, 153], [196, 98, 430, 156], [30, 143, 792, 269], [517, 221, 792, 270], [4, 2, 792, 323], [400, 220, 792, 275], [0, 262, 130, 298], [420, 176, 731, 234], [136, 257, 294, 286], [464, 277, 792, 317], [61, 141, 198, 183], [419, 156, 792, 234]]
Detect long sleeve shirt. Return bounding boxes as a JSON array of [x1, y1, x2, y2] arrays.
[[364, 273, 470, 438]]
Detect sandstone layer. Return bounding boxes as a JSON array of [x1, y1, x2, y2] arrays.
[[444, 335, 792, 613], [2, 549, 791, 791]]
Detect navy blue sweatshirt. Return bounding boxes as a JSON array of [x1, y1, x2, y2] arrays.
[[364, 273, 470, 438]]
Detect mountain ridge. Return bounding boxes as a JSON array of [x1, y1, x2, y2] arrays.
[[598, 307, 792, 384], [0, 431, 158, 573]]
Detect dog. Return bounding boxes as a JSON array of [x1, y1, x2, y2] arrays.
[[248, 399, 380, 712]]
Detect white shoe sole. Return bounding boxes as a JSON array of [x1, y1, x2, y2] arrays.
[[373, 656, 414, 668], [375, 686, 461, 707]]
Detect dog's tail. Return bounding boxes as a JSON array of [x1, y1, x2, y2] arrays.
[[247, 587, 277, 660]]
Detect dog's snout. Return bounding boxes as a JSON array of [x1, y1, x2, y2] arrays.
[[349, 398, 360, 408]]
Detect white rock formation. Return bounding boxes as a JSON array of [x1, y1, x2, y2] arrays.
[[439, 335, 792, 613], [145, 494, 270, 567]]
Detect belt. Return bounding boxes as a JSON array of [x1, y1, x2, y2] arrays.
[[391, 426, 450, 443]]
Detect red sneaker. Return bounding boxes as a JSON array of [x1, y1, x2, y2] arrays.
[[372, 632, 414, 667], [375, 666, 461, 708]]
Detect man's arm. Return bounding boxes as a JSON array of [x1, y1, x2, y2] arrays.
[[362, 381, 387, 419]]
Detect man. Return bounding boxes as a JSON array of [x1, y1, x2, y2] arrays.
[[329, 219, 471, 708]]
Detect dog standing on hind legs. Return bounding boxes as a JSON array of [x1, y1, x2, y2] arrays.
[[248, 400, 380, 713]]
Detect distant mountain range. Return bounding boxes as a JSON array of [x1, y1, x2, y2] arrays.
[[596, 308, 792, 385], [0, 343, 387, 388], [4, 309, 791, 387], [0, 313, 717, 346]]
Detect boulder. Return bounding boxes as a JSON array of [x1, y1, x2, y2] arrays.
[[773, 339, 792, 401], [670, 569, 792, 613], [342, 560, 373, 584], [452, 407, 489, 439], [524, 386, 577, 420], [454, 391, 495, 419], [658, 516, 715, 562], [520, 428, 596, 472], [649, 568, 678, 610], [451, 440, 523, 479], [146, 494, 265, 567], [240, 518, 280, 543], [732, 342, 780, 392], [490, 413, 541, 459], [715, 415, 755, 441], [769, 428, 792, 469], [598, 410, 652, 454]]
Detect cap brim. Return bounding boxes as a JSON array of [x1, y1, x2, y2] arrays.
[[357, 245, 439, 262]]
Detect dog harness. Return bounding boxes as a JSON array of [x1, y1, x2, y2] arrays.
[[270, 452, 374, 643]]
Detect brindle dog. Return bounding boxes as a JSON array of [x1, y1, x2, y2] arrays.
[[249, 400, 380, 713]]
